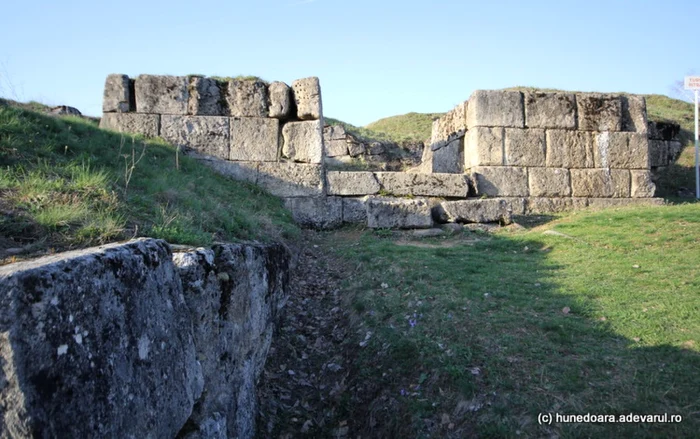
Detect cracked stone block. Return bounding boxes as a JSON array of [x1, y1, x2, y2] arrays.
[[282, 120, 323, 164], [366, 197, 433, 229], [528, 167, 571, 197], [99, 113, 160, 138], [257, 163, 323, 197], [326, 171, 380, 196], [524, 92, 576, 129], [466, 90, 524, 128], [576, 93, 622, 131], [465, 127, 504, 167], [438, 198, 512, 224], [187, 77, 223, 116], [504, 128, 545, 166], [103, 74, 132, 113], [594, 132, 650, 169], [268, 81, 292, 119], [570, 169, 630, 198], [283, 197, 342, 229], [160, 115, 230, 160], [430, 138, 463, 173], [411, 174, 470, 197], [630, 170, 656, 198], [546, 130, 595, 168], [292, 77, 322, 120], [229, 117, 279, 162], [431, 101, 467, 143], [135, 75, 188, 114], [227, 79, 269, 117], [470, 166, 529, 197]]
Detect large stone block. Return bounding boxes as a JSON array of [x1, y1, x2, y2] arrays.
[[326, 171, 380, 196], [528, 167, 571, 197], [99, 113, 160, 138], [504, 128, 545, 166], [283, 197, 342, 229], [525, 197, 576, 214], [471, 166, 529, 197], [630, 170, 656, 198], [257, 162, 323, 197], [374, 172, 415, 195], [366, 197, 433, 229], [292, 77, 322, 120], [161, 115, 230, 160], [187, 77, 223, 116], [584, 197, 664, 209], [268, 81, 292, 119], [282, 120, 323, 163], [570, 169, 630, 198], [524, 92, 576, 129], [227, 79, 269, 117], [466, 90, 524, 128], [576, 93, 622, 131], [465, 126, 504, 167], [135, 75, 188, 114], [343, 197, 368, 223], [438, 198, 512, 224], [412, 173, 470, 197], [621, 95, 648, 134], [594, 132, 650, 169], [325, 138, 349, 157], [431, 102, 467, 143], [0, 239, 202, 439], [431, 138, 463, 173], [649, 140, 670, 167], [546, 130, 595, 168], [230, 117, 280, 162], [102, 74, 132, 113]]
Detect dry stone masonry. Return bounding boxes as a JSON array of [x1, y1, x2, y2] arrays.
[[101, 75, 668, 229]]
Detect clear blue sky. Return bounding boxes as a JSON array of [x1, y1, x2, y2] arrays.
[[1, 0, 697, 126]]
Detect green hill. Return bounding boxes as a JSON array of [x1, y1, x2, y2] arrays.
[[365, 112, 444, 143]]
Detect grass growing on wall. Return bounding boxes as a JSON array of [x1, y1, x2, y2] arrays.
[[0, 99, 298, 261]]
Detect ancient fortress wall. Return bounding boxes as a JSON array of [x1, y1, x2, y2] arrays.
[[100, 75, 667, 229]]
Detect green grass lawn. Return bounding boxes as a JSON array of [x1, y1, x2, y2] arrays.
[[0, 100, 298, 261], [325, 203, 699, 438]]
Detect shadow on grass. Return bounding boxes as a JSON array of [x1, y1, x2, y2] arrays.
[[326, 230, 698, 438]]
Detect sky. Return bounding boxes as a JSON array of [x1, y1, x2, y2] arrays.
[[1, 0, 698, 126]]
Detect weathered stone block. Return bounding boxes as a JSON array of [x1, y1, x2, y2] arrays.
[[471, 166, 529, 197], [546, 130, 595, 168], [431, 101, 467, 143], [630, 170, 656, 198], [528, 168, 571, 197], [325, 138, 349, 157], [227, 79, 269, 117], [465, 127, 504, 167], [343, 197, 368, 223], [348, 141, 366, 157], [466, 90, 524, 128], [282, 120, 323, 163], [438, 198, 512, 224], [99, 113, 160, 138], [374, 172, 415, 195], [103, 74, 132, 113], [258, 162, 323, 197], [326, 171, 380, 195], [525, 197, 575, 214], [431, 138, 463, 173], [649, 140, 669, 167], [576, 93, 622, 131], [524, 92, 576, 129], [412, 174, 470, 197], [366, 197, 433, 229], [197, 159, 258, 184], [621, 95, 648, 134], [585, 197, 664, 209], [283, 197, 342, 229], [187, 77, 223, 116], [135, 75, 188, 114], [230, 117, 279, 162], [268, 81, 292, 119], [292, 77, 322, 120], [570, 169, 630, 198], [594, 132, 650, 169], [505, 128, 545, 166], [161, 115, 230, 160], [325, 124, 346, 140]]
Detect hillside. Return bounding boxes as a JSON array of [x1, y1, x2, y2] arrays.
[[0, 99, 298, 263], [365, 112, 444, 143]]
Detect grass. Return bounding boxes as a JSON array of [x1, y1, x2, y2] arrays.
[[0, 99, 298, 261], [366, 112, 444, 143], [324, 203, 699, 438]]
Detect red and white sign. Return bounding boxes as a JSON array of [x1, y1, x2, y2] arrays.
[[685, 76, 700, 90]]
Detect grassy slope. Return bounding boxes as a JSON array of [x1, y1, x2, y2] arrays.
[[365, 112, 444, 143], [0, 100, 298, 261], [328, 203, 699, 438]]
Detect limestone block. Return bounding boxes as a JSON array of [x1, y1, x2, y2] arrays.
[[505, 197, 527, 215], [466, 90, 524, 128], [325, 138, 349, 157], [649, 140, 669, 167], [471, 166, 529, 197], [366, 197, 433, 229], [374, 172, 415, 195], [546, 130, 595, 168], [523, 92, 576, 129], [630, 170, 656, 198], [585, 197, 664, 209], [325, 124, 347, 140], [504, 128, 545, 166], [161, 115, 230, 160], [576, 93, 622, 131], [465, 127, 504, 167], [343, 197, 368, 223], [292, 77, 322, 120], [268, 81, 292, 119], [284, 197, 342, 229], [525, 198, 575, 214], [257, 162, 323, 197], [528, 168, 571, 197], [412, 173, 470, 197], [621, 95, 648, 134], [99, 113, 160, 138], [348, 141, 366, 157], [103, 74, 132, 112], [227, 79, 269, 117], [594, 132, 650, 169], [230, 117, 280, 162], [439, 198, 512, 224], [326, 171, 380, 195], [431, 102, 467, 143], [432, 138, 463, 173], [135, 75, 188, 114], [197, 159, 258, 184], [187, 77, 223, 116], [282, 120, 323, 163], [570, 169, 631, 198]]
